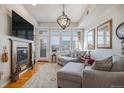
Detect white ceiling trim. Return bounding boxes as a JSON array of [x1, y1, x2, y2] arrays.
[[23, 4, 88, 24], [38, 22, 78, 28]]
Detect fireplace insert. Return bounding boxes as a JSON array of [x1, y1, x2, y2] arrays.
[[16, 47, 28, 68]]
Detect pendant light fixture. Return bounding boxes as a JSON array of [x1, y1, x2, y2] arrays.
[[57, 4, 71, 30]]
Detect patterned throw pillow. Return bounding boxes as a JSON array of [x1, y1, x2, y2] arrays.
[[77, 51, 87, 57], [92, 56, 113, 71], [77, 51, 87, 60]]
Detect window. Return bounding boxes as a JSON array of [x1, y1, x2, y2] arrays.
[[37, 29, 82, 58], [61, 31, 71, 55], [51, 31, 60, 52], [72, 31, 81, 50], [50, 30, 82, 55], [39, 31, 48, 36]]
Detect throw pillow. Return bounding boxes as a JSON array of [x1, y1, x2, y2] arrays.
[[92, 56, 113, 71], [79, 56, 85, 63], [83, 56, 95, 65], [77, 51, 87, 57], [86, 58, 95, 65]]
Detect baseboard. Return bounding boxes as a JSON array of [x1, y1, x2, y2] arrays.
[[0, 80, 10, 88], [37, 60, 49, 62]]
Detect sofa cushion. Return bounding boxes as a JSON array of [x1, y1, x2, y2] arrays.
[[92, 56, 113, 71], [111, 55, 124, 72], [70, 50, 77, 57], [57, 62, 84, 83]]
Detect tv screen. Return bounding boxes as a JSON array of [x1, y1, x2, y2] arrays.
[[12, 11, 34, 40]]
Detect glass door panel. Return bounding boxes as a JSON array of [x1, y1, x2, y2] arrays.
[[40, 38, 47, 57], [61, 31, 71, 56], [51, 31, 60, 53]]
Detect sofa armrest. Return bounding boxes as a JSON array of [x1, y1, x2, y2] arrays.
[[82, 69, 124, 88]]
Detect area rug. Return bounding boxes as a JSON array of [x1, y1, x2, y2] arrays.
[[22, 63, 62, 88]]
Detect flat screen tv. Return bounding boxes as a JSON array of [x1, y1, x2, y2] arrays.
[[12, 11, 34, 40]]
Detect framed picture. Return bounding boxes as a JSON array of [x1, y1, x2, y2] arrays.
[[97, 19, 112, 49], [87, 29, 95, 50]]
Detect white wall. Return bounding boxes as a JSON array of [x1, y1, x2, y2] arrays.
[[0, 5, 12, 87], [83, 5, 124, 59], [0, 4, 37, 87]]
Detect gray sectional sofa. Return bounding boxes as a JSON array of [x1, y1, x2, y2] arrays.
[[57, 55, 80, 66], [57, 62, 84, 88], [57, 55, 124, 88], [57, 51, 86, 66]]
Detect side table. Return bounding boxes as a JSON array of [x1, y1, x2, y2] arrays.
[[52, 53, 57, 63]]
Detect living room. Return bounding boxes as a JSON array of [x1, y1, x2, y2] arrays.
[[0, 0, 124, 91]]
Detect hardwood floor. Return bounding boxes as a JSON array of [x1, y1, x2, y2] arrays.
[[5, 62, 47, 88]]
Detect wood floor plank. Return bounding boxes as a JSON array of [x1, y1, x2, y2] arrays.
[[4, 62, 47, 88]]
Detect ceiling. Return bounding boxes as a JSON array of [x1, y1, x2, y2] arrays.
[[78, 4, 115, 29], [23, 4, 88, 23]]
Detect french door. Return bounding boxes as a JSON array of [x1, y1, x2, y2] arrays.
[[37, 30, 49, 61]]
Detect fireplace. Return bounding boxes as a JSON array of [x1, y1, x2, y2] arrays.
[[9, 39, 33, 82], [17, 47, 28, 71]]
